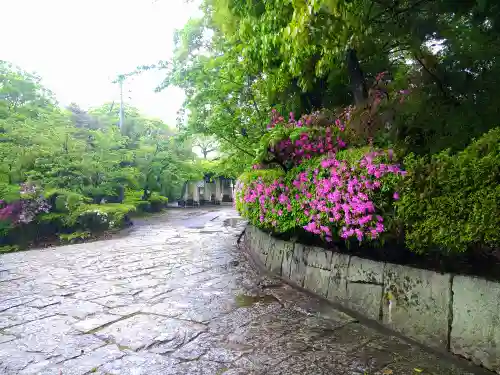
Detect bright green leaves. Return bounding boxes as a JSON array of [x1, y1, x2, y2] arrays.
[[164, 8, 270, 176], [0, 61, 56, 121], [396, 128, 500, 253], [0, 60, 197, 205]]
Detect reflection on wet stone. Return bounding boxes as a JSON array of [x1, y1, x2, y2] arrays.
[[234, 293, 279, 307], [0, 208, 482, 375]]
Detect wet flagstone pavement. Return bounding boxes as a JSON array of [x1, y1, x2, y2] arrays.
[[0, 207, 484, 374]]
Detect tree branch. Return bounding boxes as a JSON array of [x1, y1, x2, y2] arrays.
[[413, 54, 460, 105], [364, 0, 376, 25], [370, 0, 430, 23], [216, 133, 255, 158], [247, 76, 266, 126], [204, 68, 267, 128]]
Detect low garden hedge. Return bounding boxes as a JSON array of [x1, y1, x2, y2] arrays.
[[0, 186, 170, 250], [396, 127, 500, 254]]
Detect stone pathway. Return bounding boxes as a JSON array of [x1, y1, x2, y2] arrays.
[[0, 208, 482, 375]]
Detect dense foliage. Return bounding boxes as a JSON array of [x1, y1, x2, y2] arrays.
[[166, 0, 500, 159], [397, 128, 500, 254], [0, 61, 201, 250], [162, 0, 500, 258]]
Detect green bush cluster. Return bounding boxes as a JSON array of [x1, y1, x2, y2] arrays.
[[41, 189, 136, 231], [123, 190, 169, 213], [0, 245, 20, 254], [1, 188, 169, 249], [66, 203, 136, 231], [123, 190, 151, 212], [147, 193, 169, 212], [45, 189, 92, 213], [59, 231, 91, 244], [0, 183, 19, 203], [396, 128, 500, 254]]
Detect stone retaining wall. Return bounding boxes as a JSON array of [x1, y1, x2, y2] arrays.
[[242, 225, 500, 374]]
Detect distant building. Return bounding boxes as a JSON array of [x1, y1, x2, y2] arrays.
[[178, 174, 235, 207]]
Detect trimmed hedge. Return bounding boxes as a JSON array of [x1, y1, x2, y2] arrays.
[[123, 190, 169, 213], [45, 189, 92, 213], [66, 203, 136, 231], [148, 193, 169, 212], [1, 187, 169, 250], [397, 128, 500, 253]]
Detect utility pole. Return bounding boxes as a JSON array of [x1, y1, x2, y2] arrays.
[[117, 74, 125, 131], [113, 65, 158, 129]]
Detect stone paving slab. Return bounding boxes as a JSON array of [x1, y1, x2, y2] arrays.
[[0, 207, 486, 375]]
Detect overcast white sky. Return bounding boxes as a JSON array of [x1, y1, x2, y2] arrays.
[[1, 0, 200, 126]]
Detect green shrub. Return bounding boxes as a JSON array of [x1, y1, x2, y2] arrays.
[[59, 231, 91, 244], [123, 190, 151, 212], [238, 169, 286, 184], [148, 193, 168, 212], [397, 128, 500, 253], [123, 190, 169, 213], [35, 212, 67, 230], [0, 183, 20, 203], [66, 203, 136, 231], [45, 189, 91, 213], [125, 190, 143, 200], [81, 184, 119, 204], [133, 200, 151, 212], [0, 219, 11, 238], [0, 245, 19, 253]]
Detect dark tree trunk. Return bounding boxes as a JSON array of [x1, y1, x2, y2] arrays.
[[117, 185, 124, 203], [180, 182, 188, 200], [346, 49, 368, 106], [142, 185, 151, 200]]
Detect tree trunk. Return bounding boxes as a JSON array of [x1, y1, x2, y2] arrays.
[[117, 185, 124, 203], [180, 182, 188, 201], [346, 49, 368, 107], [142, 185, 151, 200]]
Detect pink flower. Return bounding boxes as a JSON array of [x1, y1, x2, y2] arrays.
[[236, 111, 406, 244]]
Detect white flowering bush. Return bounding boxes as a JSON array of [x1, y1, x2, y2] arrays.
[[67, 204, 135, 232]]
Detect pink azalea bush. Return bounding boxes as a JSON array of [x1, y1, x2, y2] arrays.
[[236, 111, 406, 244], [0, 183, 50, 226], [257, 109, 354, 170]]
